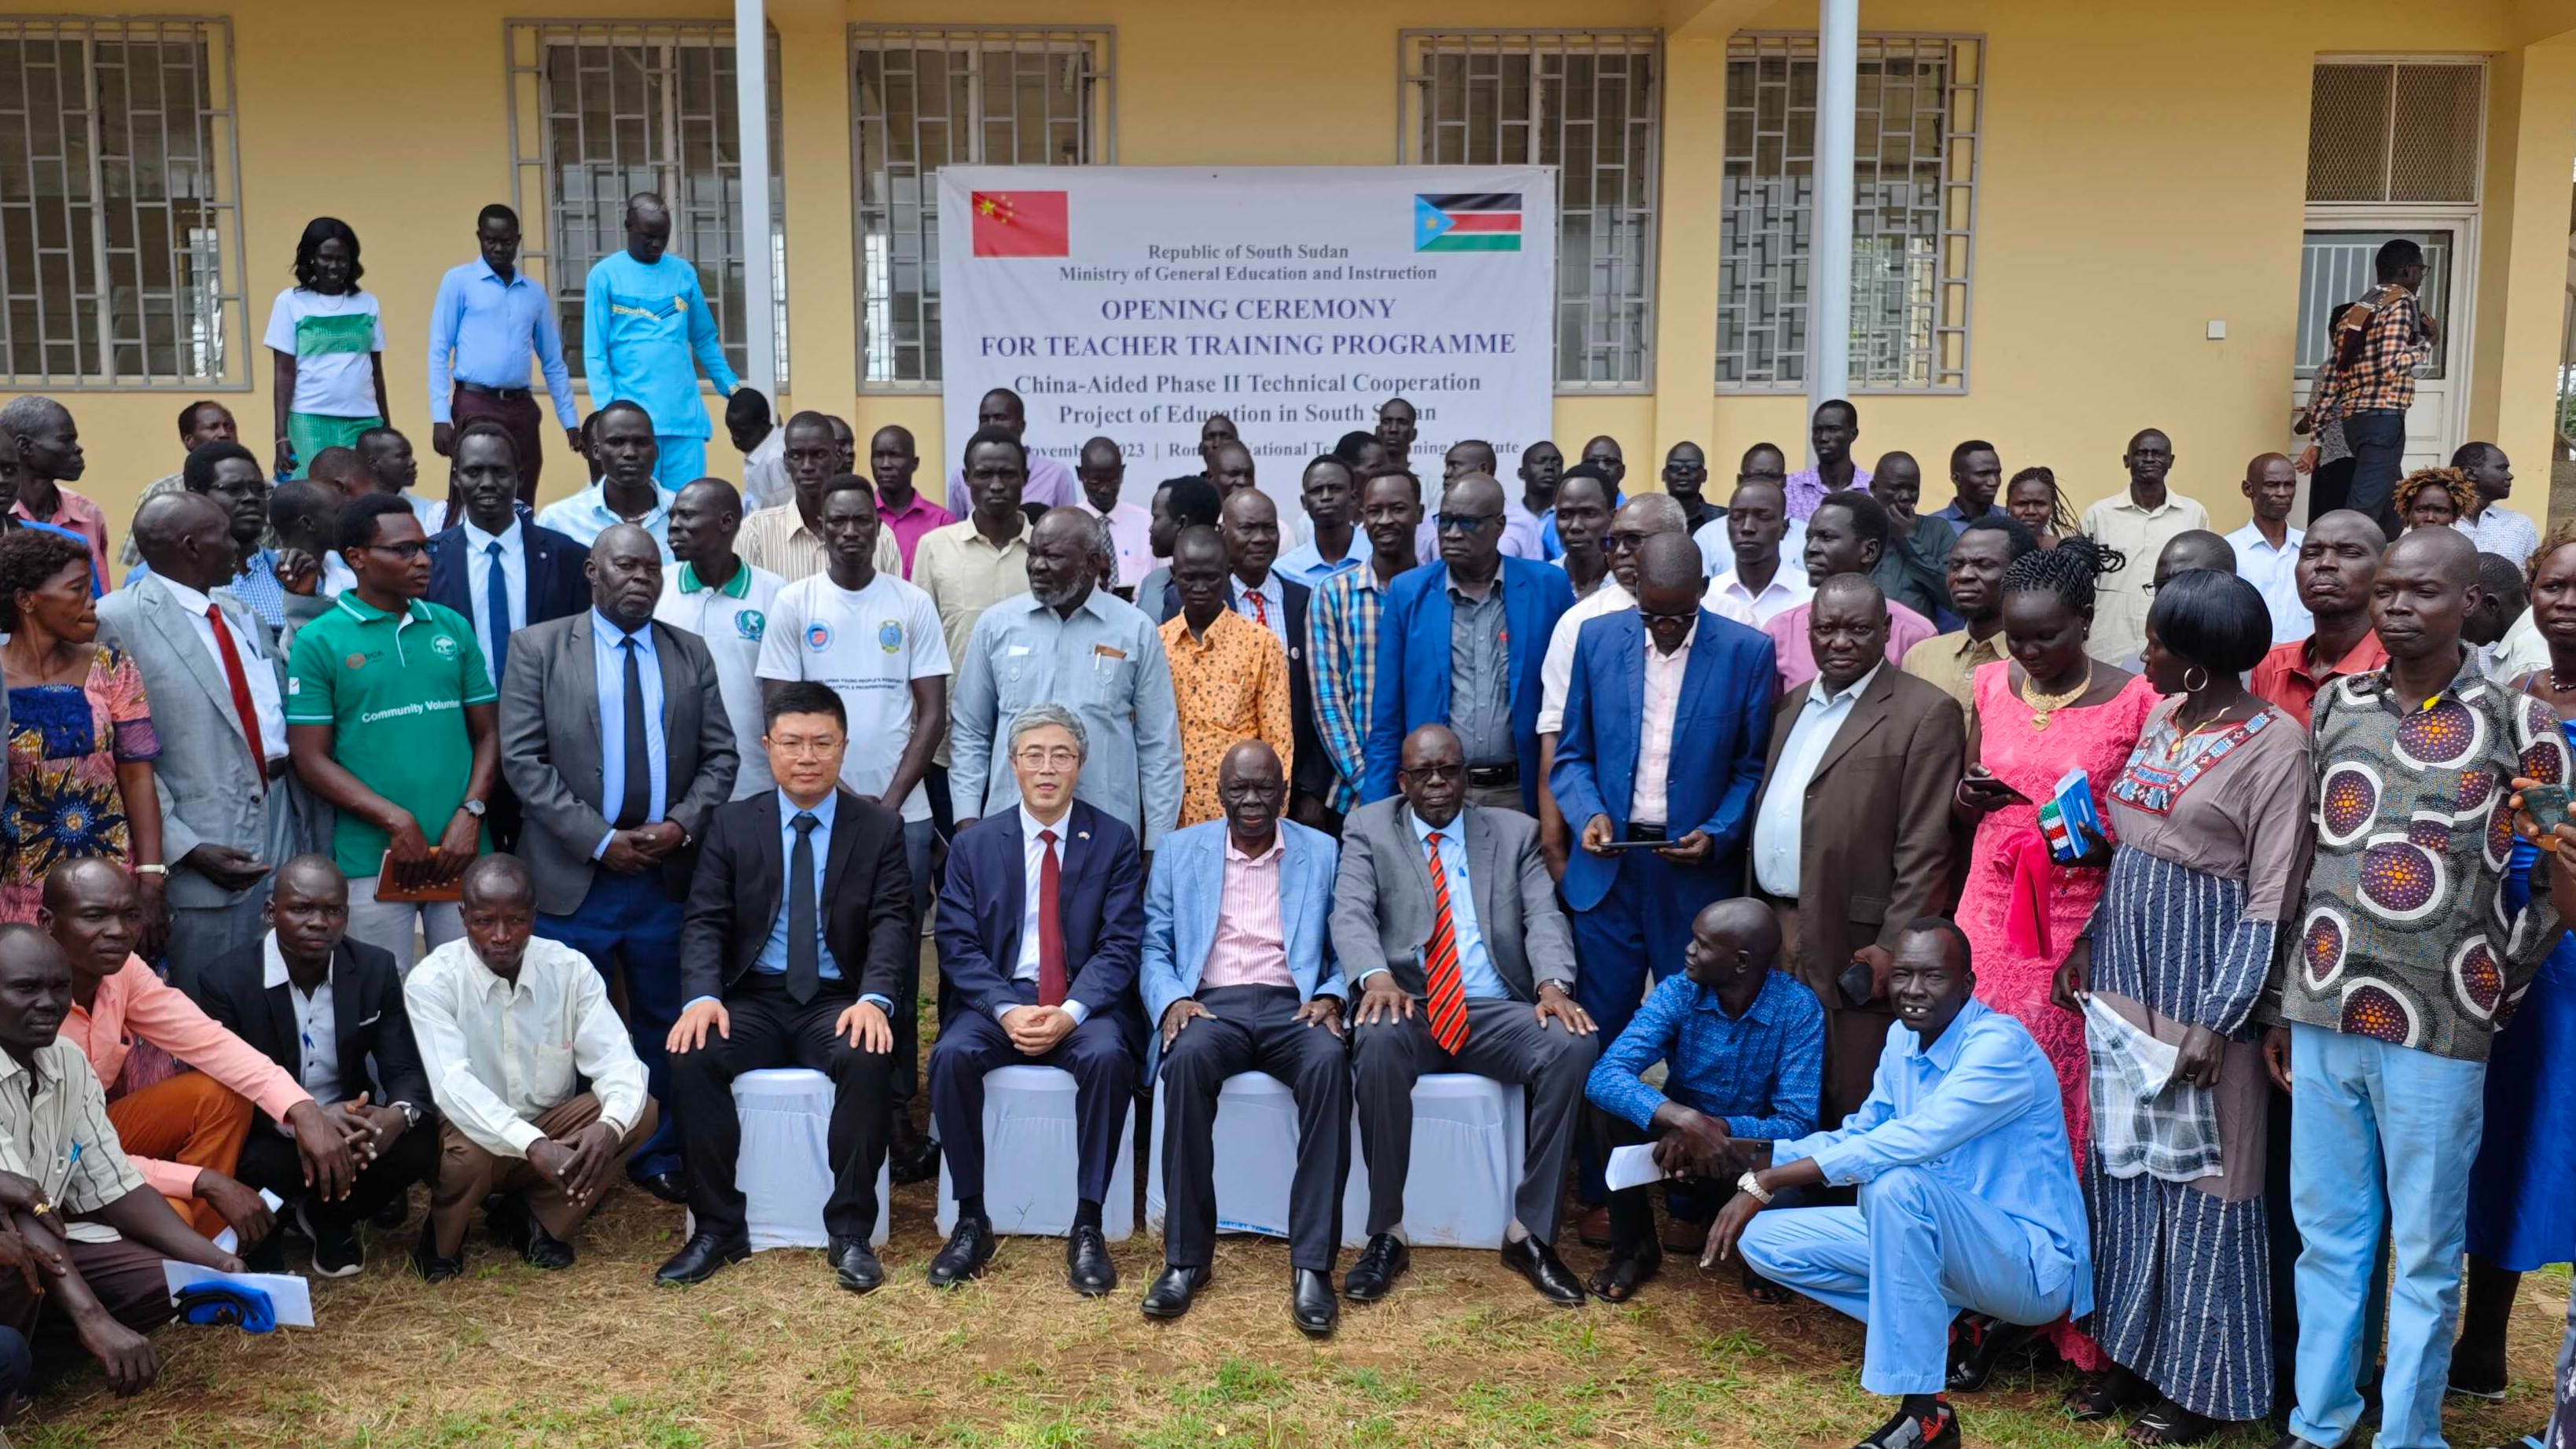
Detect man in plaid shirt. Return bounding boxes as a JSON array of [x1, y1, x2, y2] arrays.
[[2309, 237, 2439, 535], [1306, 469, 1422, 816]]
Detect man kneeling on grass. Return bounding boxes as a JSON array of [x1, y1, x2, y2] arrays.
[[1709, 918, 2088, 1449]]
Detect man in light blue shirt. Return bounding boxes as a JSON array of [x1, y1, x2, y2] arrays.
[[535, 400, 675, 561], [1274, 454, 1371, 590], [951, 507, 1183, 853], [1713, 919, 2088, 1449], [428, 204, 580, 500], [580, 192, 739, 491]]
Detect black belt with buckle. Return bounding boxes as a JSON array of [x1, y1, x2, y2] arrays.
[[1626, 822, 1668, 843], [454, 381, 532, 401], [1464, 763, 1518, 789]]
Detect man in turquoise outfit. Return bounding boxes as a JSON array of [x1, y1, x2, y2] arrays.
[[580, 193, 739, 491]]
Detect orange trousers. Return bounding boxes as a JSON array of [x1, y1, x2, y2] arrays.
[[104, 1071, 254, 1239]]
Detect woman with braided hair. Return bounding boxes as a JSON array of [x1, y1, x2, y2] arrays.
[[1945, 535, 2158, 1394], [2005, 465, 2077, 551]]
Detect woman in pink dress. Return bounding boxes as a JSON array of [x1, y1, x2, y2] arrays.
[[1950, 535, 2157, 1390]]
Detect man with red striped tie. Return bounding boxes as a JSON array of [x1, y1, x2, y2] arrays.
[[1332, 722, 1599, 1307]]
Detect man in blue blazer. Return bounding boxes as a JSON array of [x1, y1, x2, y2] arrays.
[[1138, 741, 1348, 1333], [1361, 473, 1574, 815], [927, 701, 1145, 1298], [1551, 535, 1776, 1204]]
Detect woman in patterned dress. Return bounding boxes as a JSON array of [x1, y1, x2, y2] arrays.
[[2072, 570, 2312, 1443], [1950, 535, 2156, 1387], [0, 528, 165, 944]]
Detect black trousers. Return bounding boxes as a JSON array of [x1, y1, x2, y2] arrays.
[[234, 1115, 436, 1230], [669, 973, 896, 1245], [1157, 985, 1352, 1272], [929, 984, 1136, 1206]]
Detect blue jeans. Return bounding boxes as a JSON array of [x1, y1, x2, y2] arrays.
[[537, 869, 687, 1179], [2342, 409, 2408, 536], [1738, 1164, 2078, 1396], [653, 436, 706, 492], [2287, 1022, 2486, 1449]]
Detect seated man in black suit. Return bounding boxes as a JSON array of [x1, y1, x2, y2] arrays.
[[928, 702, 1146, 1296], [655, 682, 913, 1291], [192, 855, 437, 1278]]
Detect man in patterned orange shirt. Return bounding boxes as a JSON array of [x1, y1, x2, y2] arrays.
[[1158, 528, 1293, 827]]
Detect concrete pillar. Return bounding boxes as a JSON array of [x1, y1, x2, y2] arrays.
[[1805, 0, 1858, 454]]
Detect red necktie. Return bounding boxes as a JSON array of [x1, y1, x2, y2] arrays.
[[1036, 828, 1066, 1007], [1421, 832, 1468, 1053], [1246, 590, 1268, 627], [206, 604, 267, 793]]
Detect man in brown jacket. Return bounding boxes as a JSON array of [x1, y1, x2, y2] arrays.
[[1746, 575, 1964, 1123]]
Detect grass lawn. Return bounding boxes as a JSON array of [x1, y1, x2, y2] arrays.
[[13, 1179, 2565, 1449]]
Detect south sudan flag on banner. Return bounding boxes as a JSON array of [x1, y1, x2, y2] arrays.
[[1415, 193, 1522, 252]]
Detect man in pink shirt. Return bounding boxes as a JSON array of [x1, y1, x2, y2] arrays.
[[1763, 490, 1936, 692], [1138, 741, 1349, 1334], [867, 423, 955, 578], [43, 859, 355, 1245], [0, 396, 111, 589]]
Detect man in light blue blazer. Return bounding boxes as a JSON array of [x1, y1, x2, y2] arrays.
[[1360, 474, 1575, 815], [1139, 741, 1349, 1336], [1551, 535, 1776, 1207]]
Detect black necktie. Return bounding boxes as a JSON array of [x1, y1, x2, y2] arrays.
[[615, 635, 650, 829], [787, 811, 820, 1003]]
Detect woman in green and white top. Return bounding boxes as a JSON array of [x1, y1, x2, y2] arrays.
[[264, 216, 389, 480]]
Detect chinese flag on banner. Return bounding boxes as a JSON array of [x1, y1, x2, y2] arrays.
[[970, 190, 1069, 257]]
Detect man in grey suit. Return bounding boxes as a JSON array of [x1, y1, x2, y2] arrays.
[[1332, 722, 1599, 1309], [498, 521, 737, 1200], [100, 492, 301, 987]]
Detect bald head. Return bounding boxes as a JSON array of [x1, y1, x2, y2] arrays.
[[459, 854, 535, 910], [132, 490, 233, 587], [1816, 571, 1890, 622], [2383, 521, 2478, 583], [2155, 529, 2236, 586], [1636, 532, 1703, 593], [1616, 493, 1687, 535], [1691, 897, 1782, 978], [42, 857, 127, 917]]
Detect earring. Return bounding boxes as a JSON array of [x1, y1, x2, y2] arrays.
[[2184, 665, 2210, 693]]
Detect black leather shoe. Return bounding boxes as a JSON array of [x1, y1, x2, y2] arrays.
[[1140, 1263, 1212, 1319], [1857, 1400, 1959, 1449], [831, 1238, 885, 1293], [1066, 1224, 1116, 1296], [1341, 1234, 1409, 1302], [655, 1230, 750, 1285], [927, 1217, 996, 1288], [520, 1219, 576, 1271], [1945, 1311, 2033, 1394], [631, 1170, 688, 1205], [1500, 1235, 1585, 1307], [1291, 1268, 1338, 1336], [410, 1219, 462, 1284], [888, 1133, 941, 1187]]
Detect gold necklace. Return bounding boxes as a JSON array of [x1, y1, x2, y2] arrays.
[[2018, 663, 2092, 731]]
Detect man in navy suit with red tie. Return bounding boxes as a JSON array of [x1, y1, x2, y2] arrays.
[[927, 701, 1145, 1298]]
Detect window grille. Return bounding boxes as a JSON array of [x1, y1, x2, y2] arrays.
[[2306, 61, 2484, 206], [1715, 32, 1981, 393], [850, 25, 1113, 388], [1400, 29, 1661, 392], [506, 20, 788, 388], [0, 16, 245, 388]]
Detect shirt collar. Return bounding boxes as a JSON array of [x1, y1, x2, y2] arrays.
[[1949, 630, 2004, 661], [1408, 807, 1465, 848], [153, 573, 215, 615], [1020, 587, 1105, 623], [473, 256, 528, 289], [880, 490, 934, 521], [1020, 802, 1074, 840], [462, 515, 522, 552], [1646, 621, 1699, 660], [592, 608, 652, 647], [778, 789, 837, 832], [1694, 969, 1780, 1024], [677, 558, 754, 598], [333, 590, 425, 625], [262, 931, 332, 995], [1908, 995, 1986, 1072], [2112, 492, 2188, 518], [1808, 663, 1880, 708], [1224, 830, 1286, 866], [1231, 572, 1281, 605]]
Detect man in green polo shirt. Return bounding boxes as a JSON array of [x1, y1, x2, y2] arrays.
[[285, 493, 500, 973]]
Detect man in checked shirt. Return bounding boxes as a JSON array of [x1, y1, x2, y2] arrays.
[[2310, 237, 2441, 536]]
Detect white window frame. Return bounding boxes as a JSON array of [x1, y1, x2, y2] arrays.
[[0, 15, 247, 389], [848, 24, 1116, 392], [1397, 28, 1663, 395]]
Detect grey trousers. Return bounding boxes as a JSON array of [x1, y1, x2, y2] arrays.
[[1464, 782, 1525, 815], [161, 782, 304, 996], [1351, 993, 1598, 1244]]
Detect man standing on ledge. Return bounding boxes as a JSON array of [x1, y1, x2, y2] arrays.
[[427, 203, 578, 502], [580, 192, 737, 491], [2307, 238, 2438, 535]]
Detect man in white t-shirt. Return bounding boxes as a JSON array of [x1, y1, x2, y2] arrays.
[[657, 477, 782, 800]]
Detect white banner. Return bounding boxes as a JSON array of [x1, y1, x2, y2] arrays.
[[937, 165, 1558, 508]]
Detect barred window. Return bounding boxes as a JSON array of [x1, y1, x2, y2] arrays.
[[1717, 33, 1982, 394], [506, 20, 788, 387], [2306, 60, 2485, 205], [1400, 30, 1661, 392], [0, 17, 245, 388], [851, 26, 1113, 389]]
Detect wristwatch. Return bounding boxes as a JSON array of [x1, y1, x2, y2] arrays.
[[458, 799, 487, 819], [1737, 1170, 1774, 1205], [392, 1101, 421, 1131]]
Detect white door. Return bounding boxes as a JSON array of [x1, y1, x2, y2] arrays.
[[2291, 219, 2475, 476]]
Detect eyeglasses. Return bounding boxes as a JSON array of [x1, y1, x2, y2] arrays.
[[1434, 512, 1500, 535], [1014, 746, 1081, 768], [1400, 763, 1464, 782], [357, 541, 428, 561], [1216, 783, 1281, 804], [1603, 532, 1649, 554], [765, 736, 844, 759]]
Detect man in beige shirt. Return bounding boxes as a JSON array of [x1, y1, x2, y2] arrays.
[[2077, 428, 2208, 664], [1900, 516, 2036, 712], [738, 410, 899, 583]]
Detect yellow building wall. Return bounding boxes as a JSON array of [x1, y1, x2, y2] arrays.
[[2, 0, 2570, 568]]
